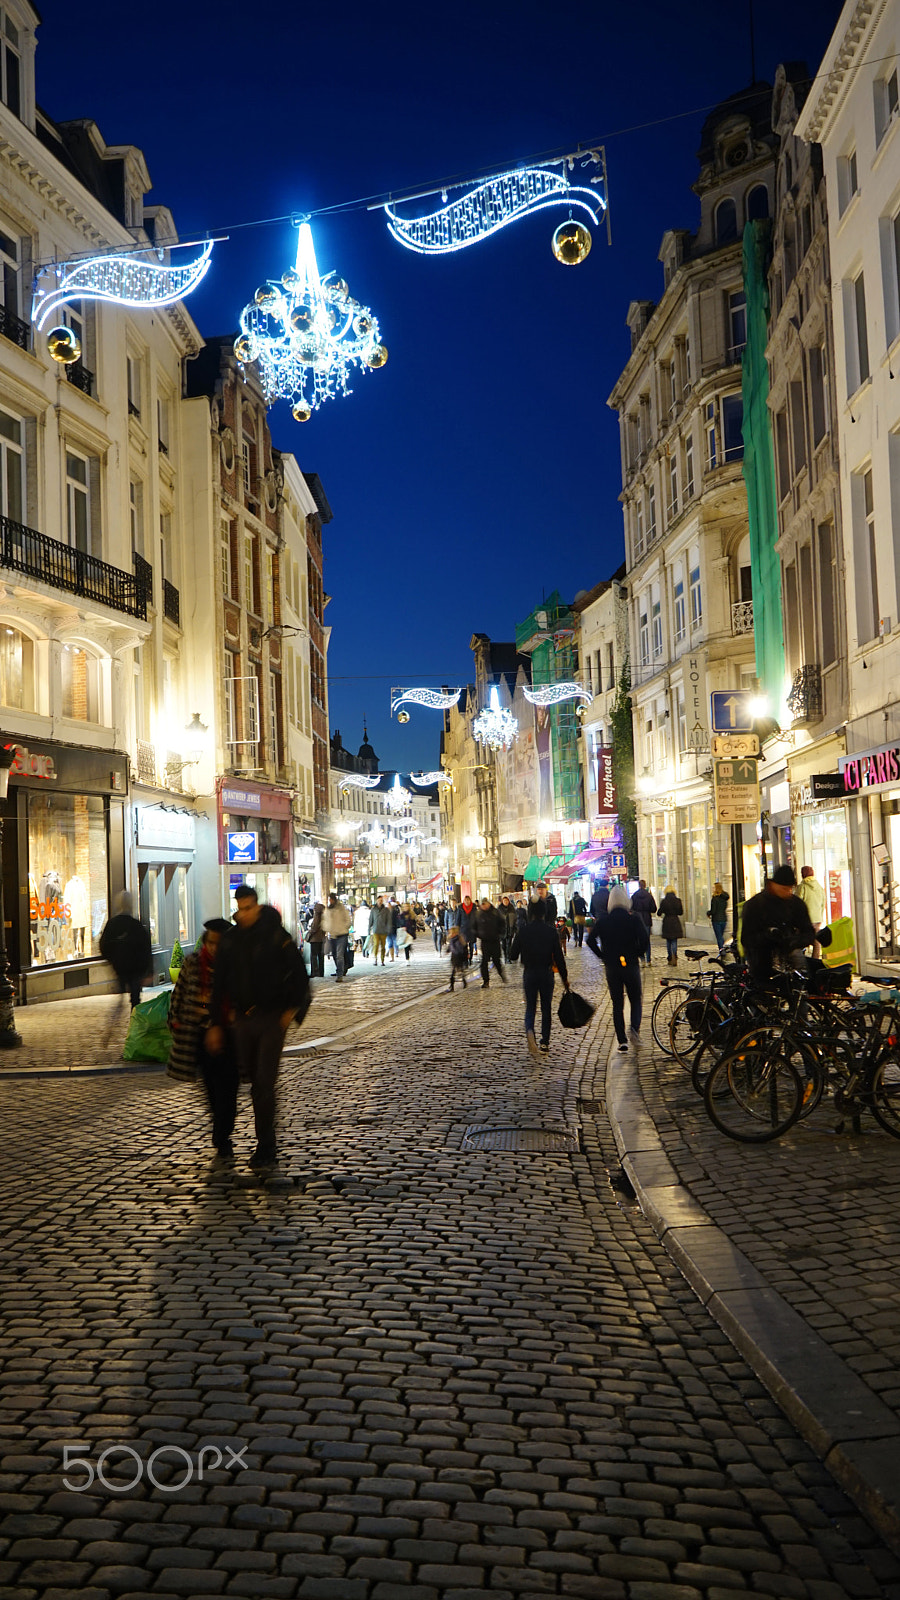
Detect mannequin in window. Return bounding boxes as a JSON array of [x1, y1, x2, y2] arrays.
[[63, 873, 90, 956]]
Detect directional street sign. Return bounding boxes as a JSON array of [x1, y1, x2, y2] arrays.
[[711, 733, 760, 757], [710, 690, 757, 734], [713, 756, 760, 825]]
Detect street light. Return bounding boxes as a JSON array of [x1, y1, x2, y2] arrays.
[[0, 743, 22, 1047]]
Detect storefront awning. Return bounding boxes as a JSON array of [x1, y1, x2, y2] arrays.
[[548, 846, 608, 880], [522, 854, 544, 880]]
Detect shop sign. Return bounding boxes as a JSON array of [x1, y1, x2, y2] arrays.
[[589, 817, 621, 844], [840, 746, 900, 795], [547, 831, 562, 855], [810, 773, 845, 801], [686, 655, 710, 751], [226, 830, 258, 863], [596, 747, 617, 816], [222, 785, 262, 813], [9, 745, 56, 780], [333, 849, 354, 869], [713, 757, 759, 824], [136, 808, 195, 851]]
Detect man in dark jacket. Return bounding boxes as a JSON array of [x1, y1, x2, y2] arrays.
[[99, 892, 152, 1009], [741, 865, 829, 981], [569, 890, 588, 947], [510, 899, 568, 1058], [587, 884, 649, 1049], [206, 886, 310, 1168], [458, 895, 477, 961], [535, 880, 558, 922], [589, 881, 610, 920], [476, 898, 507, 988], [630, 880, 657, 965]]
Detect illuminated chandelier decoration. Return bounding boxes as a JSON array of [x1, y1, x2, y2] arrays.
[[391, 687, 463, 715], [384, 775, 413, 814], [340, 773, 381, 790], [34, 239, 215, 332], [473, 686, 518, 751], [409, 771, 452, 786], [523, 682, 593, 707], [383, 151, 606, 260], [234, 222, 386, 421]]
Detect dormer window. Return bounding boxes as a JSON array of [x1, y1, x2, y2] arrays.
[[0, 10, 20, 117]]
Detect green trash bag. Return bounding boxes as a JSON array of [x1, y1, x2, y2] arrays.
[[169, 939, 185, 983], [122, 991, 173, 1063]]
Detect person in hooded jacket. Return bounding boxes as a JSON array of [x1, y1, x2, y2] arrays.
[[658, 887, 684, 964], [586, 884, 649, 1049], [630, 880, 657, 965], [307, 901, 326, 977], [206, 886, 310, 1168]]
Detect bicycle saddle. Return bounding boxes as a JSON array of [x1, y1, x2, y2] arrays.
[[684, 947, 709, 960]]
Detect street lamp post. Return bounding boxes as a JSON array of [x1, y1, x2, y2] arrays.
[[0, 743, 22, 1047]]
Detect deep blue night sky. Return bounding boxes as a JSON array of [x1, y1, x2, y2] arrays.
[[36, 0, 838, 773]]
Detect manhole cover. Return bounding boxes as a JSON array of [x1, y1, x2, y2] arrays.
[[578, 1098, 605, 1115], [461, 1124, 581, 1153]]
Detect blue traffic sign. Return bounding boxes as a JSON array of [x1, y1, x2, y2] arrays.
[[710, 691, 756, 733]]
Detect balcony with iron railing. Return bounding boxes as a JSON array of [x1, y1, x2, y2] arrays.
[[731, 599, 754, 635], [0, 302, 29, 351], [787, 663, 823, 724], [2, 514, 150, 619], [65, 360, 95, 398], [163, 578, 181, 626]]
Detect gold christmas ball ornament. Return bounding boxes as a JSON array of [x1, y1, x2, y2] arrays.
[[289, 304, 314, 334], [254, 283, 280, 312], [233, 333, 257, 364], [331, 278, 349, 301], [354, 312, 374, 337], [282, 268, 301, 291], [366, 343, 388, 369], [47, 325, 81, 365], [396, 709, 410, 724], [291, 398, 313, 423], [551, 220, 592, 265]]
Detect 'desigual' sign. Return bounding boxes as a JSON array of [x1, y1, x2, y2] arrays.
[[841, 745, 900, 795]]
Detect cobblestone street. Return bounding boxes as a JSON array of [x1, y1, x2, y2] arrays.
[[2, 946, 900, 1599]]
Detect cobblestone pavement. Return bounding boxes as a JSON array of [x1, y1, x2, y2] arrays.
[[0, 945, 446, 1074], [2, 946, 900, 1599]]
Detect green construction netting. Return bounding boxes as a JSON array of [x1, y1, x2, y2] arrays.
[[742, 218, 785, 709]]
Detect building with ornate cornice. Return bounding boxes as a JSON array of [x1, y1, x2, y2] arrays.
[[797, 0, 900, 971], [0, 0, 211, 1000], [608, 85, 777, 934]]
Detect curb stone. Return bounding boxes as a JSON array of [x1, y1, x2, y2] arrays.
[[605, 1037, 900, 1557]]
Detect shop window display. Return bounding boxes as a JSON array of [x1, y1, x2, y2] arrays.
[[0, 627, 34, 710], [28, 792, 108, 964]]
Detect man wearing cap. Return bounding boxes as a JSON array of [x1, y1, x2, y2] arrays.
[[740, 865, 829, 981]]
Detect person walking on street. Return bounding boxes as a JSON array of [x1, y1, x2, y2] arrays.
[[398, 904, 417, 962], [353, 900, 370, 956], [458, 895, 477, 962], [428, 903, 445, 953], [369, 896, 392, 965], [535, 880, 558, 922], [323, 893, 352, 981], [386, 899, 401, 961], [631, 880, 657, 965], [587, 884, 649, 1049], [168, 918, 237, 1159], [510, 898, 569, 1059], [499, 894, 519, 961], [589, 880, 610, 920], [206, 885, 310, 1169], [659, 887, 684, 965], [569, 890, 588, 947], [707, 882, 730, 953], [796, 865, 826, 959], [100, 891, 152, 1045], [307, 901, 326, 978], [476, 897, 507, 987], [445, 925, 469, 990]]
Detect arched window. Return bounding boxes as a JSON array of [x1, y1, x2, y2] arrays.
[[0, 626, 34, 709], [715, 197, 738, 245], [747, 184, 769, 221], [61, 644, 100, 723]]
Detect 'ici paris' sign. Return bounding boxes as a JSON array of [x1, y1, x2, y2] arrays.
[[841, 745, 900, 795]]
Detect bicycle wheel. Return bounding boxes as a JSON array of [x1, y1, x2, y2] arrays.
[[870, 1053, 900, 1138], [651, 982, 690, 1055], [703, 1035, 804, 1142]]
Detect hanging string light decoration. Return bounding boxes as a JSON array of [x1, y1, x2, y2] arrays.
[[340, 773, 382, 790], [383, 151, 607, 261], [391, 687, 463, 714], [473, 686, 518, 751], [523, 683, 593, 706], [384, 775, 413, 814], [409, 771, 452, 786], [234, 222, 386, 421], [34, 239, 215, 332]]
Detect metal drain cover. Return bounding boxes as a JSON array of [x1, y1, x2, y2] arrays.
[[461, 1124, 580, 1153]]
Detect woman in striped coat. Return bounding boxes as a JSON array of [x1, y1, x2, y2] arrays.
[[168, 918, 238, 1159]]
